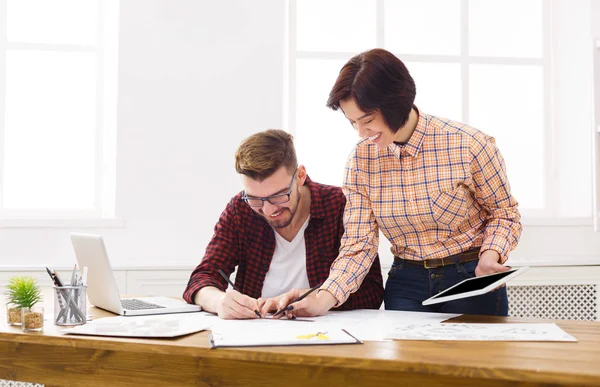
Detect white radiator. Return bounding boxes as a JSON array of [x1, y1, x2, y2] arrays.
[[507, 284, 598, 321]]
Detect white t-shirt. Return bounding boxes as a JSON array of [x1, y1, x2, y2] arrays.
[[260, 216, 311, 299]]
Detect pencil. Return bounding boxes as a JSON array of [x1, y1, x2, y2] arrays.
[[217, 269, 262, 318], [272, 282, 323, 318]]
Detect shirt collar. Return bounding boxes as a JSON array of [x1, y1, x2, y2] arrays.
[[304, 175, 326, 219], [388, 109, 430, 158]]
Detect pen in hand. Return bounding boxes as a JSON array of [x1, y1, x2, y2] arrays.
[[272, 282, 323, 318], [217, 269, 262, 318]]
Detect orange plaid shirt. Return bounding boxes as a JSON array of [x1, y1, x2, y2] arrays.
[[322, 110, 522, 306]]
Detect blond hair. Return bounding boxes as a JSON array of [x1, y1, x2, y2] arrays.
[[234, 129, 297, 181]]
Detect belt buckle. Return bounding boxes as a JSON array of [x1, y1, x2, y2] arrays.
[[424, 259, 432, 269]]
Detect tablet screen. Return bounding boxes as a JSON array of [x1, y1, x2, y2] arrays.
[[428, 269, 516, 300]]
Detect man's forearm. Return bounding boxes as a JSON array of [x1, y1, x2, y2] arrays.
[[194, 286, 225, 314]]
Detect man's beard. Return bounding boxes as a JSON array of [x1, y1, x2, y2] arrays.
[[263, 187, 301, 229], [268, 208, 294, 229]]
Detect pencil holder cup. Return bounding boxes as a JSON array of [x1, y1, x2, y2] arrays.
[[53, 285, 87, 326]]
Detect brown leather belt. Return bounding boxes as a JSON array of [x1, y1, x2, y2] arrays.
[[394, 248, 480, 269]]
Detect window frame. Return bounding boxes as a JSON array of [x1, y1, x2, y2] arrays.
[[0, 0, 119, 224], [287, 0, 594, 226]]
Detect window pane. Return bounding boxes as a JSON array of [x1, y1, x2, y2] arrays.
[[3, 50, 97, 209], [296, 0, 376, 52], [406, 61, 462, 121], [385, 0, 461, 55], [295, 59, 358, 186], [469, 0, 542, 58], [7, 0, 98, 45], [469, 64, 544, 210]]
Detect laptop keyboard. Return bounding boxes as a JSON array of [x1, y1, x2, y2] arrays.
[[121, 299, 166, 310]]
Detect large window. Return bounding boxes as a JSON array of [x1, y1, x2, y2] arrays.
[[288, 0, 594, 224], [0, 0, 118, 221]]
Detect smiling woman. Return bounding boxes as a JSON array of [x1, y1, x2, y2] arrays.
[[307, 48, 521, 317]]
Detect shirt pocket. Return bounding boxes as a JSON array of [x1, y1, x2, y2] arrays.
[[430, 186, 468, 228]]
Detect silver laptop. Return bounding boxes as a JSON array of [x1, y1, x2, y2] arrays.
[[70, 233, 201, 316]]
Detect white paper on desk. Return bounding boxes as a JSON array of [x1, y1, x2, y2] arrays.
[[209, 324, 360, 348], [208, 314, 314, 331], [207, 309, 460, 343], [62, 312, 212, 338], [310, 309, 461, 341], [384, 323, 577, 342]]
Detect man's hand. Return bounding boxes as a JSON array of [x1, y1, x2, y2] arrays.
[[260, 288, 337, 318], [215, 289, 261, 320], [475, 249, 510, 277], [257, 293, 288, 317]]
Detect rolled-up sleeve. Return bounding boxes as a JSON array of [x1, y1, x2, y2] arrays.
[[322, 151, 380, 306], [470, 135, 522, 262], [183, 199, 240, 304]]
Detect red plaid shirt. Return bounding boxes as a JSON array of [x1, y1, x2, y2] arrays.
[[183, 177, 384, 310]]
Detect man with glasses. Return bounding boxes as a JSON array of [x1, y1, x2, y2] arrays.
[[183, 129, 384, 319]]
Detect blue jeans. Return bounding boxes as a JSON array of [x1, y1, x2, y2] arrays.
[[384, 259, 508, 316]]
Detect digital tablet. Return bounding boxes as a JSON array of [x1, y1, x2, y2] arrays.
[[422, 266, 529, 306]]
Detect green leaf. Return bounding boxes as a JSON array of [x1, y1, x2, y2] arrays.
[[4, 276, 42, 309]]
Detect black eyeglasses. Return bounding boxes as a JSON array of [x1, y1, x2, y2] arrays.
[[242, 170, 298, 208]]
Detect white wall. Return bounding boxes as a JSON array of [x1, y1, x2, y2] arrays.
[[0, 0, 285, 268]]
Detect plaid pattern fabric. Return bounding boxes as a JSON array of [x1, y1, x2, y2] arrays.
[[183, 177, 384, 310], [322, 111, 522, 305]]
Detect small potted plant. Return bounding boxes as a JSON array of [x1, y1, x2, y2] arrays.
[[5, 276, 44, 332]]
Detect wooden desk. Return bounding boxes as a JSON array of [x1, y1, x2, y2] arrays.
[[1, 308, 600, 387]]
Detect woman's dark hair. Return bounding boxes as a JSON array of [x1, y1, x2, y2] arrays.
[[326, 48, 416, 133]]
